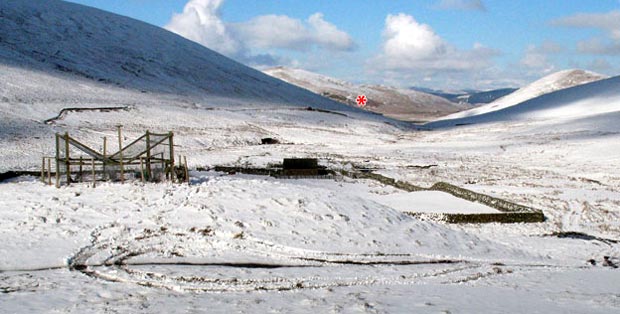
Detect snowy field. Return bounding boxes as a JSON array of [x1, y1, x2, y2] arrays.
[[2, 73, 620, 312], [2, 1, 620, 312]]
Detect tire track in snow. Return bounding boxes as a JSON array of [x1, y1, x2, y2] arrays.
[[66, 225, 479, 292]]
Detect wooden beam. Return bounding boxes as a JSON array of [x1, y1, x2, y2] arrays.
[[79, 156, 83, 182], [41, 157, 45, 183], [102, 136, 107, 180], [55, 134, 60, 188], [65, 132, 70, 186], [183, 156, 189, 184], [139, 157, 145, 183], [91, 158, 96, 188], [169, 132, 175, 183], [47, 158, 52, 186], [145, 130, 152, 181], [117, 125, 124, 183]]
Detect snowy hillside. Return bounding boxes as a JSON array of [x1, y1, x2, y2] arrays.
[[426, 75, 620, 128], [438, 69, 607, 120], [0, 0, 365, 113], [265, 67, 467, 122], [0, 0, 399, 173], [411, 87, 517, 105]]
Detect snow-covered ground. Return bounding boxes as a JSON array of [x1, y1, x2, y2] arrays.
[[2, 1, 620, 313], [437, 69, 607, 121]]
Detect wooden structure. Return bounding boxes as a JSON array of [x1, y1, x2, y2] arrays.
[[282, 158, 319, 176], [41, 130, 189, 187]]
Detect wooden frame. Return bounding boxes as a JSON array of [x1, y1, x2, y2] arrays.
[[46, 130, 180, 187]]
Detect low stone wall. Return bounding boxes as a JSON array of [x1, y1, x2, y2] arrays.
[[341, 169, 545, 223], [339, 170, 426, 192], [428, 182, 537, 214], [211, 166, 545, 224], [408, 212, 545, 224]]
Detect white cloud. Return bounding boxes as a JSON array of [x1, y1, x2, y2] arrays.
[[232, 13, 355, 52], [552, 11, 620, 39], [435, 0, 486, 11], [589, 58, 614, 73], [576, 37, 620, 55], [552, 11, 620, 55], [373, 14, 497, 72], [367, 13, 502, 90], [165, 0, 355, 67], [381, 14, 447, 61], [165, 0, 239, 55], [520, 41, 562, 72], [307, 13, 356, 51]]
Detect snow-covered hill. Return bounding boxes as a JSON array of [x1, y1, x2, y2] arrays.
[[426, 74, 620, 128], [0, 0, 401, 173], [411, 87, 518, 105], [437, 69, 607, 120], [264, 67, 467, 122], [0, 0, 364, 113], [2, 2, 620, 313]]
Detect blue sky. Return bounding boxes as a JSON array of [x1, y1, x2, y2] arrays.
[[66, 0, 620, 90]]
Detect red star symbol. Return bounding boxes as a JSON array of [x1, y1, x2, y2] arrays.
[[356, 95, 367, 107]]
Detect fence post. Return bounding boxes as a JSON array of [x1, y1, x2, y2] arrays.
[[117, 125, 124, 183], [55, 134, 60, 188], [169, 132, 175, 183], [79, 156, 83, 182], [41, 157, 45, 183], [140, 157, 145, 183], [47, 158, 51, 186], [64, 132, 70, 186], [145, 130, 152, 182], [91, 158, 96, 188], [183, 156, 189, 184], [103, 136, 107, 180], [160, 153, 165, 182]]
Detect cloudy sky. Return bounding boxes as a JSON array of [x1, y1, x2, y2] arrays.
[[68, 0, 620, 90]]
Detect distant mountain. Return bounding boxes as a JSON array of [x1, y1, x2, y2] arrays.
[[264, 67, 467, 122], [426, 74, 620, 128], [410, 87, 518, 105], [437, 69, 608, 121], [457, 88, 519, 104]]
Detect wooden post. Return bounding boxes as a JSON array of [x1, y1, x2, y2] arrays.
[[102, 136, 107, 181], [139, 157, 145, 183], [177, 153, 182, 183], [117, 125, 124, 183], [55, 134, 60, 188], [183, 156, 189, 184], [169, 132, 175, 183], [79, 156, 83, 182], [47, 158, 52, 186], [91, 158, 96, 188], [160, 153, 165, 182], [145, 131, 152, 182], [41, 157, 45, 183], [64, 132, 70, 186]]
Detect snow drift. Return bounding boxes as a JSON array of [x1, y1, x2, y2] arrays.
[[426, 74, 620, 128], [437, 69, 607, 121]]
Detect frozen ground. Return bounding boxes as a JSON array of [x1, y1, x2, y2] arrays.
[[2, 1, 620, 312], [2, 88, 620, 312], [2, 65, 620, 312]]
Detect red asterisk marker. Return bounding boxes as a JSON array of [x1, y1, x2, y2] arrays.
[[356, 95, 367, 107]]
